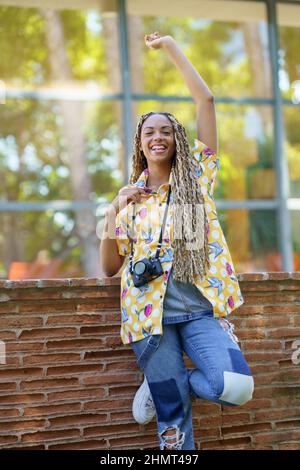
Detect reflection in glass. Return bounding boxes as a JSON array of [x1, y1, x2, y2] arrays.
[[0, 211, 82, 279], [291, 211, 300, 271], [0, 7, 120, 94], [135, 102, 275, 202], [0, 98, 122, 278], [128, 2, 271, 98], [217, 208, 279, 273], [278, 3, 300, 102]]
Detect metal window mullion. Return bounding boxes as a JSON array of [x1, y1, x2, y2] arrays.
[[266, 0, 294, 272], [118, 0, 132, 186]]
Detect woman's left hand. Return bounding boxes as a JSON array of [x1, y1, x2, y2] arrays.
[[144, 31, 173, 49]]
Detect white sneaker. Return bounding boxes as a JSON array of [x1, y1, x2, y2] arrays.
[[132, 376, 156, 424]]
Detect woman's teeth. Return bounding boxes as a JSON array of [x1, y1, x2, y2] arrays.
[[151, 146, 167, 153]]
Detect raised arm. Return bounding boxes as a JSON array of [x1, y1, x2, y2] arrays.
[[144, 32, 218, 154]]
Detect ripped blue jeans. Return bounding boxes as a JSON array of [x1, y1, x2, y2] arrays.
[[130, 316, 254, 450]]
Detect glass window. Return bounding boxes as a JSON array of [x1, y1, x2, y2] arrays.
[[127, 1, 271, 99], [0, 210, 82, 279], [0, 7, 121, 93], [278, 3, 300, 199], [283, 106, 300, 198], [218, 208, 279, 273], [134, 101, 275, 201], [291, 210, 300, 272], [277, 2, 300, 102], [0, 5, 123, 279], [0, 98, 123, 199]]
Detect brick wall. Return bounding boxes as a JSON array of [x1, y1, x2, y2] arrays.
[[0, 272, 300, 450]]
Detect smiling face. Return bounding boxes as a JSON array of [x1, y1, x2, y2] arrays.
[[139, 113, 176, 165]]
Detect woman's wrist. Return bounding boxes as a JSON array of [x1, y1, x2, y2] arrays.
[[162, 35, 176, 50]]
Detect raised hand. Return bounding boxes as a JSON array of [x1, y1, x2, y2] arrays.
[[144, 31, 172, 50]]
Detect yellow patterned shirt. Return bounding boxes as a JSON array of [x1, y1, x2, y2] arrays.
[[115, 139, 244, 345]]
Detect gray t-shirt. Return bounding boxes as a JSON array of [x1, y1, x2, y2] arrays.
[[162, 266, 213, 324]]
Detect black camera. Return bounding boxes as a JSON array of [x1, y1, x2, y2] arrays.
[[131, 256, 164, 287]]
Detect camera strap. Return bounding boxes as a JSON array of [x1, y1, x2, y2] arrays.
[[129, 185, 172, 275]]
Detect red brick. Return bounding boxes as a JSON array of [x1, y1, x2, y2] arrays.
[[237, 328, 266, 340], [105, 360, 138, 372], [110, 411, 133, 422], [222, 422, 272, 435], [19, 302, 77, 314], [241, 398, 272, 410], [246, 293, 296, 305], [277, 442, 300, 450], [245, 317, 291, 328], [0, 408, 20, 418], [291, 273, 300, 280], [267, 327, 300, 338], [0, 435, 19, 445], [83, 373, 138, 386], [108, 385, 139, 397], [244, 351, 285, 362], [253, 430, 300, 444], [235, 305, 264, 316], [83, 398, 132, 412], [21, 429, 80, 443], [0, 302, 19, 314], [80, 325, 118, 336], [221, 413, 251, 425], [108, 434, 157, 449], [267, 273, 292, 280], [1, 274, 300, 450], [84, 350, 132, 361], [275, 419, 300, 429], [49, 413, 108, 428], [21, 377, 79, 391], [49, 439, 108, 450], [0, 382, 17, 392], [48, 387, 106, 402], [19, 327, 77, 340], [0, 331, 17, 340], [46, 338, 104, 350], [0, 419, 46, 432], [0, 367, 43, 381], [23, 353, 81, 366], [0, 393, 45, 405], [0, 316, 43, 328], [46, 364, 104, 376], [241, 340, 282, 351], [104, 337, 122, 348], [46, 314, 102, 325], [23, 403, 81, 417], [6, 342, 44, 353], [37, 280, 70, 288], [264, 305, 300, 314], [1, 356, 20, 367], [83, 422, 139, 438], [200, 436, 251, 449], [239, 273, 270, 281]]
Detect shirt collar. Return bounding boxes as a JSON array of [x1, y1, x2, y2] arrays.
[[133, 167, 173, 195]]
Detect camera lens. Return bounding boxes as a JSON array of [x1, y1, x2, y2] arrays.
[[134, 261, 146, 275]]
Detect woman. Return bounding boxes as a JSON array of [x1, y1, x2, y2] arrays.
[[100, 32, 254, 451]]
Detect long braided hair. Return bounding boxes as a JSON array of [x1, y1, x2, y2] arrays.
[[129, 112, 211, 284]]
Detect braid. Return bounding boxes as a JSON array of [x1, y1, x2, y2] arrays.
[[129, 112, 210, 284]]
